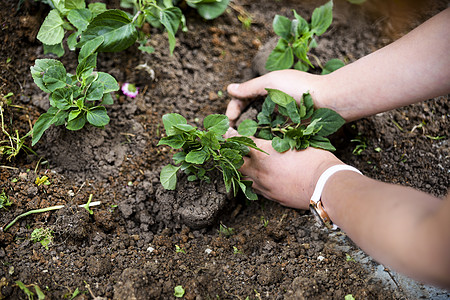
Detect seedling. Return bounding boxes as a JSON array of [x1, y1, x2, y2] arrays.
[[35, 176, 51, 186], [266, 1, 344, 72], [346, 253, 356, 262], [0, 189, 13, 209], [15, 281, 45, 300], [237, 89, 345, 152], [260, 216, 269, 228], [83, 194, 94, 215], [350, 136, 367, 155], [174, 285, 185, 298], [233, 246, 242, 254], [30, 48, 119, 145], [158, 113, 267, 200], [175, 245, 186, 254], [218, 223, 234, 237], [31, 227, 54, 250]]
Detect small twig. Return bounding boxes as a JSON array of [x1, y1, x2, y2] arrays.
[[3, 201, 101, 232]]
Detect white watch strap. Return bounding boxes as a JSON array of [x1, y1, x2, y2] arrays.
[[311, 164, 362, 204]]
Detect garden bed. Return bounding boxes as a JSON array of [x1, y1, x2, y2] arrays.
[[0, 0, 448, 299]]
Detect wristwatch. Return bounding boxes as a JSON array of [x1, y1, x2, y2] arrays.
[[310, 164, 362, 230]]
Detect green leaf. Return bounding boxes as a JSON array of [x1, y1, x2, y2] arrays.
[[261, 95, 275, 116], [257, 128, 273, 140], [203, 114, 229, 135], [51, 88, 72, 110], [43, 64, 67, 92], [173, 124, 197, 134], [78, 36, 104, 63], [68, 109, 82, 122], [187, 0, 230, 20], [172, 152, 186, 164], [43, 43, 65, 57], [32, 110, 63, 146], [294, 60, 309, 72], [160, 164, 180, 190], [88, 2, 107, 17], [86, 81, 104, 101], [34, 285, 46, 300], [86, 106, 109, 127], [285, 100, 301, 123], [227, 136, 268, 154], [237, 119, 257, 136], [96, 72, 119, 93], [37, 9, 65, 45], [162, 113, 187, 136], [67, 32, 79, 51], [185, 149, 209, 164], [292, 9, 309, 37], [309, 135, 336, 151], [201, 131, 220, 150], [272, 15, 292, 40], [304, 118, 322, 135], [67, 8, 92, 31], [158, 135, 186, 149], [52, 0, 70, 15], [65, 0, 85, 9], [76, 53, 97, 79], [310, 0, 333, 36], [221, 148, 243, 169], [266, 88, 295, 108], [310, 108, 345, 136], [272, 136, 290, 152], [303, 92, 315, 119], [238, 180, 258, 200], [321, 58, 345, 75], [265, 39, 294, 71], [66, 111, 86, 130], [138, 45, 155, 54], [101, 93, 114, 105], [292, 39, 312, 67], [79, 10, 138, 52], [159, 7, 183, 54]]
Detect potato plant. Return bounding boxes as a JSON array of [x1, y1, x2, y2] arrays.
[[237, 89, 345, 152], [158, 113, 266, 200], [266, 0, 344, 73]]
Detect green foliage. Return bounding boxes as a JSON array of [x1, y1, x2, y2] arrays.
[[218, 223, 234, 236], [15, 281, 46, 300], [0, 189, 13, 209], [30, 52, 119, 145], [237, 89, 345, 152], [31, 227, 54, 250], [266, 0, 344, 73], [186, 0, 230, 20], [159, 113, 267, 200]]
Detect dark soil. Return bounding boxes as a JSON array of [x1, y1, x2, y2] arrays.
[[0, 0, 448, 299]]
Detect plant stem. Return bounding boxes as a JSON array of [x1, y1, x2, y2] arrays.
[[3, 201, 101, 232]]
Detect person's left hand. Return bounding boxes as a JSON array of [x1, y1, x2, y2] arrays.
[[225, 128, 343, 210]]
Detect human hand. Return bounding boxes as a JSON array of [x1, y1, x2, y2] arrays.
[[225, 128, 342, 210], [226, 70, 322, 126]]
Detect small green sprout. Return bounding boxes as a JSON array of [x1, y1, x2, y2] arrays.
[[346, 253, 356, 262], [218, 223, 234, 237], [31, 227, 54, 250], [83, 194, 94, 215], [15, 281, 46, 300], [175, 245, 186, 254], [260, 216, 269, 227], [11, 178, 18, 183], [345, 295, 356, 300], [0, 189, 13, 209], [233, 246, 242, 254], [351, 136, 367, 155], [35, 176, 50, 186], [174, 285, 185, 298], [374, 147, 381, 153]]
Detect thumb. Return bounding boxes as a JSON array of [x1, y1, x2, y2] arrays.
[[227, 75, 270, 100]]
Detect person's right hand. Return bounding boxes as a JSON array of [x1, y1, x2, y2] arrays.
[[226, 69, 322, 126]]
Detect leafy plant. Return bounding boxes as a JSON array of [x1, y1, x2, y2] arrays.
[[218, 223, 234, 237], [186, 0, 230, 20], [237, 89, 345, 152], [265, 0, 344, 73], [30, 45, 119, 145], [175, 244, 186, 253], [158, 113, 267, 200], [35, 175, 51, 186], [0, 189, 13, 209], [15, 281, 46, 300], [31, 227, 54, 250]]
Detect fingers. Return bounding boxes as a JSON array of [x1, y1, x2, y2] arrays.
[[225, 99, 246, 126], [227, 77, 269, 100]]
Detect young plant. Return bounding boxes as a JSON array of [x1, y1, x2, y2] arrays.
[[15, 281, 45, 300], [266, 0, 342, 72], [30, 43, 119, 146], [31, 227, 54, 250], [0, 189, 13, 209], [158, 113, 266, 200], [237, 89, 345, 152]]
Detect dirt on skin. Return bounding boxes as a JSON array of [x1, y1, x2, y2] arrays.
[[0, 0, 449, 299]]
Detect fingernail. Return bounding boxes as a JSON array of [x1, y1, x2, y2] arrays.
[[228, 83, 240, 92]]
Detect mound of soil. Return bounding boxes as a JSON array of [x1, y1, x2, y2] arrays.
[[0, 0, 448, 299]]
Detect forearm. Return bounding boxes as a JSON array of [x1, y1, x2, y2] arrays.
[[321, 171, 450, 287], [312, 8, 450, 121]]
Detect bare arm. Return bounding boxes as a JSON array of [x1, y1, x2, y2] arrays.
[[314, 8, 450, 121], [226, 8, 450, 123], [322, 171, 450, 288]]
